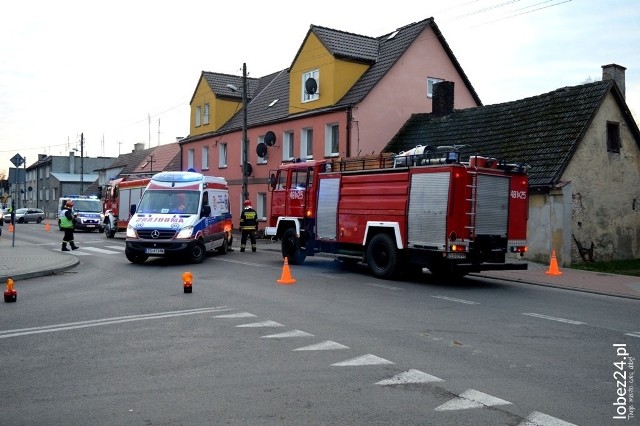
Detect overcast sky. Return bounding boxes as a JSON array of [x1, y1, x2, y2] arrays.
[[1, 0, 638, 175]]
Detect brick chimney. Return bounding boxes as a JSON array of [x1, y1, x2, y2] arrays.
[[432, 81, 455, 116], [602, 64, 626, 98]]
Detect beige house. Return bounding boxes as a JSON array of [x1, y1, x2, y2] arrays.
[[385, 64, 640, 265]]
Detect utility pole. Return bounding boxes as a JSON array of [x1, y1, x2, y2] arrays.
[[148, 113, 151, 149], [242, 62, 249, 203], [80, 133, 84, 195]]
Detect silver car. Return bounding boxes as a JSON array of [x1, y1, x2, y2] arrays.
[[4, 208, 45, 224]]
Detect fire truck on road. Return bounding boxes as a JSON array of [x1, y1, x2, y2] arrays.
[[101, 177, 151, 238], [265, 147, 529, 279]]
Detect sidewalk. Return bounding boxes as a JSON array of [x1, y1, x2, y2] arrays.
[[1, 230, 639, 300]]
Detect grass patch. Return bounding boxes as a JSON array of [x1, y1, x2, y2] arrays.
[[570, 258, 640, 277]]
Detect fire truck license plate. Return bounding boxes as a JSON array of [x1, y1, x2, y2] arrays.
[[145, 248, 165, 254]]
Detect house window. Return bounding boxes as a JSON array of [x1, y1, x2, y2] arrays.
[[427, 77, 444, 98], [607, 121, 621, 153], [203, 103, 210, 125], [257, 135, 267, 164], [219, 142, 228, 168], [195, 106, 201, 127], [257, 192, 267, 220], [301, 128, 313, 159], [201, 146, 209, 170], [187, 149, 195, 170], [283, 131, 294, 161], [302, 69, 320, 102], [325, 124, 339, 156]]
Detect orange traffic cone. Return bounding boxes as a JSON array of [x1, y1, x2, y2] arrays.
[[545, 250, 562, 275], [44, 222, 51, 232], [277, 257, 297, 285], [4, 277, 17, 303], [8, 223, 14, 233]]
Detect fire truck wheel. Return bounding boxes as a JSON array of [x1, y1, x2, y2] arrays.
[[282, 228, 306, 265], [125, 251, 148, 264], [104, 222, 116, 238], [189, 240, 206, 264], [366, 233, 399, 279]]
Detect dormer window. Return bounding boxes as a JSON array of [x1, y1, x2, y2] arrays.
[[302, 70, 320, 103]]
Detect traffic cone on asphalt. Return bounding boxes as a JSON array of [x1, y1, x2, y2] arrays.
[[182, 271, 193, 293], [8, 223, 14, 233], [4, 277, 17, 303], [545, 250, 562, 276], [44, 222, 51, 232], [277, 257, 297, 285]]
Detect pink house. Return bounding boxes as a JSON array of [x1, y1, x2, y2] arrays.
[[180, 17, 481, 230]]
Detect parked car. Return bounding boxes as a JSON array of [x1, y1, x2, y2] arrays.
[[3, 208, 45, 224]]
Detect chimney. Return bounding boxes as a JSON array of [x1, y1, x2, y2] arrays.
[[602, 64, 626, 98], [134, 143, 145, 152], [38, 154, 47, 161], [432, 81, 455, 116]]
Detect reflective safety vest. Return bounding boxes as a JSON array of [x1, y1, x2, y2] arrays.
[[60, 209, 74, 229]]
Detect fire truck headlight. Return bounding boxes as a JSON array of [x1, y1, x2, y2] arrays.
[[177, 226, 194, 239], [126, 225, 137, 238]]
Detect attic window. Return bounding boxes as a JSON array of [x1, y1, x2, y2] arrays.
[[606, 121, 621, 153], [302, 70, 319, 103], [387, 31, 398, 40], [268, 99, 279, 108]]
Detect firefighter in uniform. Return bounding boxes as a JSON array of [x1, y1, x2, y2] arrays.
[[239, 199, 258, 252], [60, 200, 79, 251]]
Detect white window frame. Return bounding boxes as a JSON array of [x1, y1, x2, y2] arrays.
[[203, 103, 210, 125], [324, 123, 339, 157], [195, 106, 201, 127], [201, 146, 209, 170], [301, 128, 313, 159], [218, 142, 227, 168], [302, 69, 320, 102], [257, 135, 267, 164], [257, 192, 267, 220], [187, 149, 195, 170], [427, 77, 444, 98], [283, 131, 294, 161]]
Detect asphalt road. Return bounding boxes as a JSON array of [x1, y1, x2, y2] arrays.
[[0, 227, 637, 425]]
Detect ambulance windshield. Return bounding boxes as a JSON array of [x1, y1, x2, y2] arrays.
[[137, 190, 200, 214]]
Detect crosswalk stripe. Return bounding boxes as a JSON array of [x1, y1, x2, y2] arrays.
[[79, 246, 121, 254]]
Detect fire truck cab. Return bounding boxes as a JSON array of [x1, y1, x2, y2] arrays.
[[265, 148, 529, 279]]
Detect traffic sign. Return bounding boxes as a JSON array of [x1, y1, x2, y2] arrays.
[[10, 153, 24, 167]]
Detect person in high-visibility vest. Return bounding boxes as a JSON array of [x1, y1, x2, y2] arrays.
[[60, 200, 79, 251], [239, 199, 258, 253]]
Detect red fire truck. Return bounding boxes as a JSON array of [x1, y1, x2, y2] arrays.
[[101, 177, 151, 238], [265, 147, 529, 279]]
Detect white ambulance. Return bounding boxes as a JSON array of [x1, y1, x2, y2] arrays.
[[124, 171, 233, 264]]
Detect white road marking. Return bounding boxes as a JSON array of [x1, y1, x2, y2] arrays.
[[522, 313, 586, 325], [235, 321, 284, 328], [365, 282, 403, 291], [293, 340, 349, 351], [624, 331, 640, 338], [213, 258, 277, 268], [212, 312, 257, 318], [376, 369, 444, 385], [435, 389, 511, 411], [105, 245, 124, 250], [261, 330, 314, 338], [0, 307, 230, 339], [331, 354, 394, 366], [432, 295, 479, 304], [518, 411, 578, 426], [79, 246, 121, 254]]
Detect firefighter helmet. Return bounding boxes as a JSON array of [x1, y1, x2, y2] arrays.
[[244, 200, 252, 207]]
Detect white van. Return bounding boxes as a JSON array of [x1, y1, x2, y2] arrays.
[[124, 171, 233, 264]]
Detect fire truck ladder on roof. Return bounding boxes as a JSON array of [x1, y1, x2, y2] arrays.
[[465, 170, 478, 239]]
